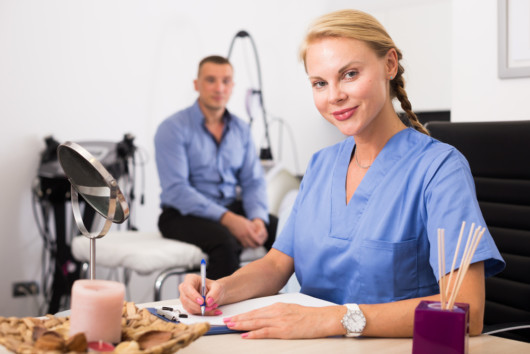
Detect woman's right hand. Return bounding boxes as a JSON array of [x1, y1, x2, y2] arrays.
[[178, 273, 225, 316]]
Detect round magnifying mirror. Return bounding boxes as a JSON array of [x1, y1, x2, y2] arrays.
[[57, 141, 129, 279]]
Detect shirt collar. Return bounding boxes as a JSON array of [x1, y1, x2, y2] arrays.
[[192, 99, 232, 127]]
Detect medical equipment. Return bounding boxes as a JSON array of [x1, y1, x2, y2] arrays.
[[227, 30, 273, 162], [32, 134, 141, 314]]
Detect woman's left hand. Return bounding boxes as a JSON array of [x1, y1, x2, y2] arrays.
[[223, 303, 346, 339]]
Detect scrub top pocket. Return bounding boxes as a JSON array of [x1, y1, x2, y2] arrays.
[[359, 238, 419, 303]]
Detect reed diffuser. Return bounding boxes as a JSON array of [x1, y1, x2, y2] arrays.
[[413, 221, 485, 354]]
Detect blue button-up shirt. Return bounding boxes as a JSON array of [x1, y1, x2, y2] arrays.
[[155, 100, 269, 223]]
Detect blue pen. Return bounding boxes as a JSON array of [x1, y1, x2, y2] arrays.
[[200, 259, 206, 316]]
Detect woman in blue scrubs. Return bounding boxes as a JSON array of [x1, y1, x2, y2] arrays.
[[178, 9, 505, 338]]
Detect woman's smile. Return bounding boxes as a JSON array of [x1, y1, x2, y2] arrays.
[[332, 106, 358, 121]]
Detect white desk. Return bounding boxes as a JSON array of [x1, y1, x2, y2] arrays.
[[176, 333, 529, 354], [140, 299, 530, 354], [1, 333, 527, 354], [2, 299, 528, 353]]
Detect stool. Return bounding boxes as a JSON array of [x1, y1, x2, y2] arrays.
[[71, 230, 266, 301]]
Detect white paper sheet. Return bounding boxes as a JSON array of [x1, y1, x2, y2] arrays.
[[156, 292, 337, 326]]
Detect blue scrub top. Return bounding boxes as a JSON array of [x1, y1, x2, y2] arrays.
[[273, 128, 505, 305]]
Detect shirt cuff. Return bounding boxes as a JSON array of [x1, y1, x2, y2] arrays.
[[246, 209, 269, 224], [204, 203, 228, 222]]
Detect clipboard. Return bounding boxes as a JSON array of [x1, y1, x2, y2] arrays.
[[146, 308, 241, 335], [147, 293, 336, 335]]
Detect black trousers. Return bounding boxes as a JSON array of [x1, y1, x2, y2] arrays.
[[158, 201, 278, 280]]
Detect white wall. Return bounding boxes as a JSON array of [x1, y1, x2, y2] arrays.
[[452, 0, 530, 122], [0, 0, 453, 316]]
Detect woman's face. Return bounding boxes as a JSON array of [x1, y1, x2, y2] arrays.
[[305, 37, 395, 137]]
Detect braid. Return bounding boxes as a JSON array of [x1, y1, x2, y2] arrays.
[[391, 63, 430, 136]]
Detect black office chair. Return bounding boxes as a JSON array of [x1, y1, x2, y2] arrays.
[[426, 120, 530, 343]]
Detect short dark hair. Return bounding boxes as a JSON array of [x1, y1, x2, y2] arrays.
[[197, 55, 232, 76]]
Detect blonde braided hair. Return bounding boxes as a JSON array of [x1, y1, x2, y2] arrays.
[[299, 9, 429, 136]]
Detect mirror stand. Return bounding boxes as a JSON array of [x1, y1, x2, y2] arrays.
[[58, 141, 129, 280], [70, 182, 117, 279]]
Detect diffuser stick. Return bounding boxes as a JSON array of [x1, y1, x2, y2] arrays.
[[445, 221, 466, 300], [437, 229, 445, 307], [447, 223, 475, 305], [447, 226, 485, 309], [441, 229, 446, 309]]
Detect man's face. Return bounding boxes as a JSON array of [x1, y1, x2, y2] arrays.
[[194, 62, 234, 113]]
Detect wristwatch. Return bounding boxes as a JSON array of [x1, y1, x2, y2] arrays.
[[341, 303, 366, 337]]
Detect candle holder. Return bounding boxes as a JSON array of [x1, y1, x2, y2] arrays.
[[57, 141, 129, 279], [412, 300, 469, 354]]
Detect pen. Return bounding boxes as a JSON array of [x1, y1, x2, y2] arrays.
[[200, 259, 206, 316]]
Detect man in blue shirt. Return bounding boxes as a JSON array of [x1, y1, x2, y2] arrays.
[[155, 55, 277, 279]]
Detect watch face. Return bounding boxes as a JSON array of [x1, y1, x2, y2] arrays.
[[342, 304, 366, 336]]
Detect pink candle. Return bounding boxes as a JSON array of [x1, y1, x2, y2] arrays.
[[69, 279, 125, 343]]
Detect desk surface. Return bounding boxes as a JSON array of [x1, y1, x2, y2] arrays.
[[176, 333, 530, 354], [140, 299, 530, 354], [2, 299, 528, 354]]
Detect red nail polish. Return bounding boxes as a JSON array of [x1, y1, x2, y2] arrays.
[[241, 333, 249, 338]]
